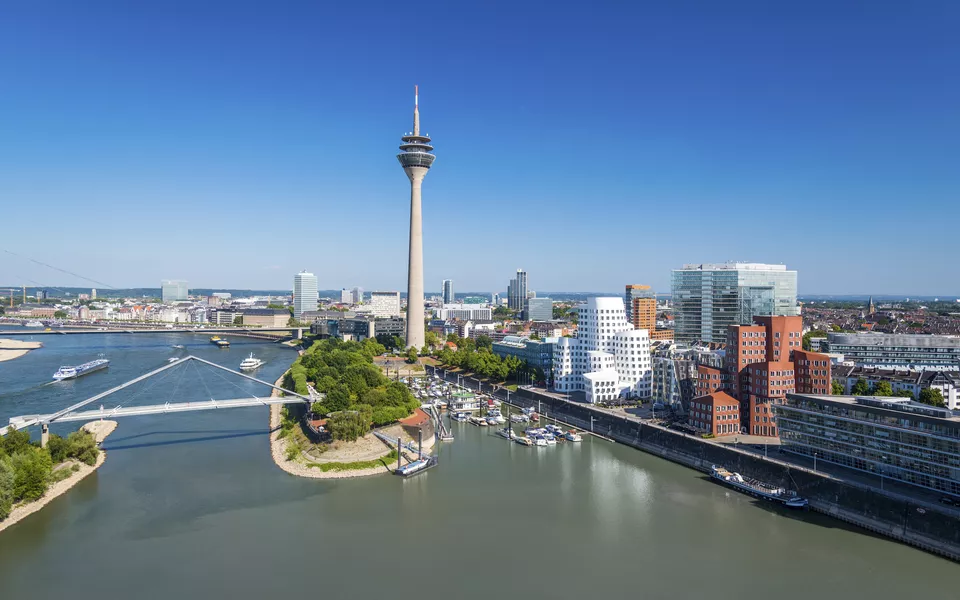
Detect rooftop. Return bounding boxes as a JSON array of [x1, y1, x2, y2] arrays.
[[790, 393, 960, 422]]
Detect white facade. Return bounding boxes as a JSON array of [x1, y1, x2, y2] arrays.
[[552, 297, 652, 403], [435, 303, 492, 321], [161, 280, 188, 303], [293, 271, 318, 320], [340, 289, 352, 304], [369, 291, 401, 318]]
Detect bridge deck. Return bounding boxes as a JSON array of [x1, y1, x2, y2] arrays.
[[8, 396, 307, 429]]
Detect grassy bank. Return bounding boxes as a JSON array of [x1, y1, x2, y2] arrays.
[[306, 450, 398, 473]]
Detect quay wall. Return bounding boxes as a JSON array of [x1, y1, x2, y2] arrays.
[[507, 386, 960, 562]]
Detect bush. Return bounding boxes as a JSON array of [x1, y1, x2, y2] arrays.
[[2, 427, 33, 456], [47, 434, 68, 463]]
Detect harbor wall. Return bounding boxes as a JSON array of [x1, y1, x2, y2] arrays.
[[512, 387, 960, 562]]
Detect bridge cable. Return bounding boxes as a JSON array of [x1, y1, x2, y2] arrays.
[[193, 359, 216, 401], [97, 362, 180, 415]]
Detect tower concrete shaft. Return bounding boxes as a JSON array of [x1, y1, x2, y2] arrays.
[[397, 85, 435, 350], [404, 166, 427, 349]]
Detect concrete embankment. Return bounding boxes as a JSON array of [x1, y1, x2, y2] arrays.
[[0, 420, 118, 534], [0, 339, 42, 363]]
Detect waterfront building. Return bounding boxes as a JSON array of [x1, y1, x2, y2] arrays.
[[310, 314, 375, 342], [526, 297, 553, 322], [241, 308, 289, 328], [832, 366, 960, 410], [339, 289, 352, 304], [435, 303, 492, 321], [397, 85, 435, 349], [824, 332, 960, 371], [209, 310, 243, 325], [671, 263, 798, 344], [688, 391, 741, 437], [650, 343, 701, 412], [442, 279, 455, 305], [552, 297, 652, 403], [777, 393, 960, 497], [492, 335, 555, 374], [369, 291, 401, 318], [161, 280, 189, 303], [507, 269, 528, 315], [292, 271, 318, 320], [625, 284, 674, 340], [726, 316, 831, 437]]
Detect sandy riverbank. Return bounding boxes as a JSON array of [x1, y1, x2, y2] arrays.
[[0, 420, 118, 534], [0, 339, 42, 363]]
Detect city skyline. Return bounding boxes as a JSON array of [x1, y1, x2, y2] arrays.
[[1, 3, 958, 294]]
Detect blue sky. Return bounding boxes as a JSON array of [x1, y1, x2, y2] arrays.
[[1, 1, 957, 295]]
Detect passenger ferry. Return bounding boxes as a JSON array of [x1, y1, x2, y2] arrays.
[[24, 320, 44, 328], [53, 358, 110, 381], [711, 465, 809, 509], [239, 353, 264, 371]]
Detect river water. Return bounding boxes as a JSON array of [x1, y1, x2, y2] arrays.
[[0, 333, 956, 599]]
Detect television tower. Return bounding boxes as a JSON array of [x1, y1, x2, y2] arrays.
[[397, 85, 435, 349]]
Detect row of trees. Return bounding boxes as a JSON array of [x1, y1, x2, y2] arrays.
[[434, 336, 543, 382], [1, 428, 99, 521], [847, 378, 946, 407], [284, 338, 420, 441]]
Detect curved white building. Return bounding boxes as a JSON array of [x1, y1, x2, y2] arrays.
[[553, 297, 651, 403]]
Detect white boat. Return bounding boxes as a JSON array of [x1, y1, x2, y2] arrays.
[[543, 433, 558, 445], [514, 436, 533, 446], [53, 358, 110, 381], [564, 430, 583, 442], [510, 413, 529, 423], [172, 344, 185, 349], [239, 353, 264, 371], [451, 412, 470, 422], [24, 320, 43, 328], [531, 435, 547, 447], [497, 427, 516, 440]]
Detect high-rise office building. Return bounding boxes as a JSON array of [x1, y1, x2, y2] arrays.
[[351, 287, 364, 304], [292, 271, 318, 320], [91, 288, 97, 300], [625, 284, 674, 341], [507, 269, 528, 315], [397, 85, 435, 349], [340, 289, 352, 304], [442, 279, 454, 305], [671, 263, 798, 344], [526, 297, 553, 321], [161, 280, 189, 303]]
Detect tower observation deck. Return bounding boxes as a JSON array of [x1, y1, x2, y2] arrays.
[[397, 85, 435, 170]]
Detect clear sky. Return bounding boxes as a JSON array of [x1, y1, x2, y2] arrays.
[[1, 1, 958, 295]]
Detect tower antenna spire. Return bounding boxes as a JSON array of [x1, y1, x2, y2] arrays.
[[413, 84, 420, 136]]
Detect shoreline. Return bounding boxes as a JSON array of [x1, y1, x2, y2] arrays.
[[0, 339, 42, 363], [267, 372, 398, 480], [0, 420, 118, 534]]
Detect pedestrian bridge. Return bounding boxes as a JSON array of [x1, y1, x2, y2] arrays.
[[1, 355, 311, 442]]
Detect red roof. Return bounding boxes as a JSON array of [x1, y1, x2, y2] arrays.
[[400, 408, 430, 427]]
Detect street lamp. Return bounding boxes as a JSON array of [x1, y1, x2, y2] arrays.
[[590, 415, 595, 433], [813, 452, 819, 472]]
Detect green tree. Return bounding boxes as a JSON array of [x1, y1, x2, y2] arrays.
[[406, 347, 418, 364], [424, 331, 441, 350], [2, 426, 33, 456], [851, 378, 870, 396], [918, 388, 946, 408], [53, 310, 68, 319], [233, 315, 243, 325], [0, 453, 13, 520], [871, 381, 893, 397], [475, 335, 492, 351], [47, 434, 68, 463], [894, 389, 915, 400], [831, 380, 844, 395], [11, 446, 52, 503], [529, 332, 541, 341], [327, 410, 371, 442]]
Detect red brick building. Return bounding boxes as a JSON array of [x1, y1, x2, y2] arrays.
[[696, 365, 727, 397], [688, 391, 741, 437], [725, 316, 830, 437]]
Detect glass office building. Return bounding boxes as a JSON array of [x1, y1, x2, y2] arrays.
[[161, 280, 189, 303], [777, 393, 960, 497], [526, 297, 553, 321], [671, 263, 798, 344]]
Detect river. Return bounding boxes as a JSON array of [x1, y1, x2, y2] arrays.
[[0, 333, 956, 599]]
